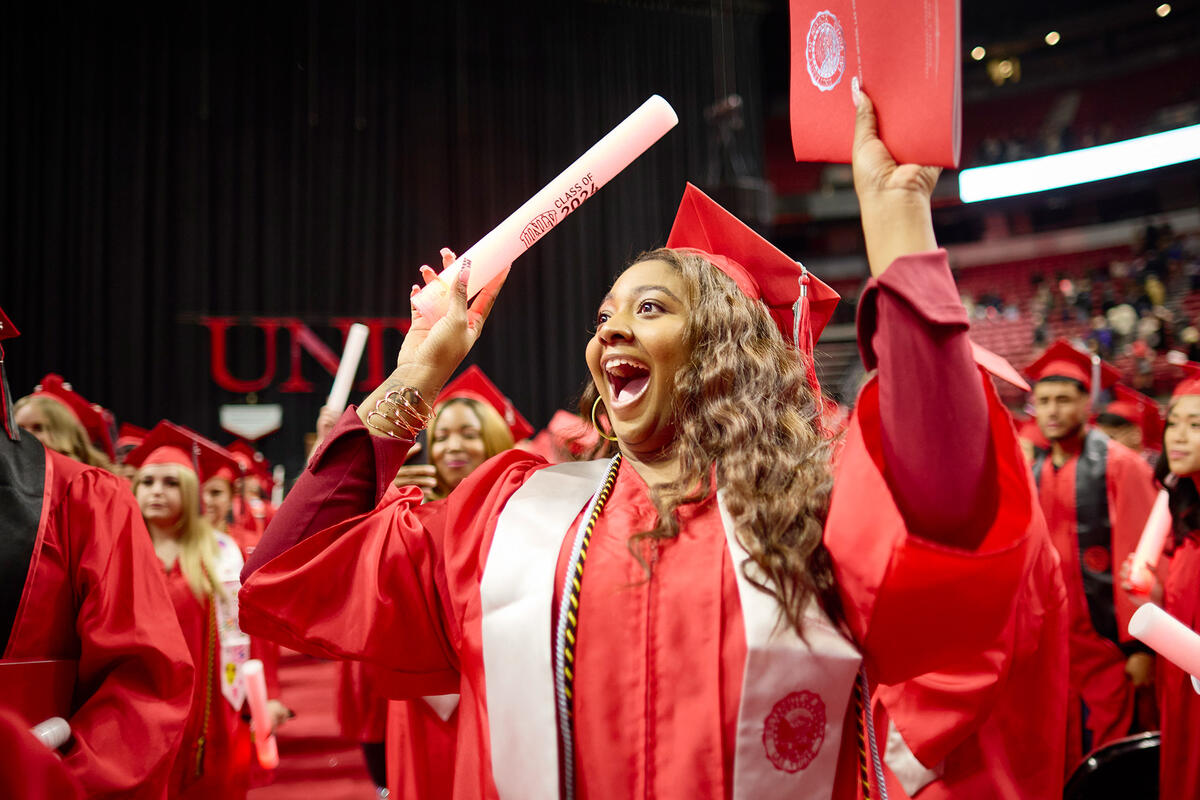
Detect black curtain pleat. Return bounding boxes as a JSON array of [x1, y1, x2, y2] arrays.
[[2, 0, 768, 479]]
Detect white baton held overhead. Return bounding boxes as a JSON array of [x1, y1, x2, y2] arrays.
[[412, 95, 679, 322], [326, 323, 370, 414]]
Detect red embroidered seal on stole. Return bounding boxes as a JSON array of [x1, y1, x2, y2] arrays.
[[805, 11, 846, 92], [1082, 544, 1111, 573], [762, 690, 826, 772]]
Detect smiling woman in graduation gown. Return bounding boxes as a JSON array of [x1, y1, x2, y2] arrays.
[[240, 95, 1069, 799]]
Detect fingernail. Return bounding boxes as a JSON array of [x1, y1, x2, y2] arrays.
[[440, 247, 452, 256], [851, 76, 862, 109]]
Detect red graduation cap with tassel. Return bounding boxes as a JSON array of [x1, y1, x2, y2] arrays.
[[666, 183, 840, 393], [124, 421, 240, 484], [1023, 340, 1121, 394], [435, 365, 536, 443]]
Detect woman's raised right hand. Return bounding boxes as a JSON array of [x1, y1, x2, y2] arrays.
[[358, 249, 509, 435]]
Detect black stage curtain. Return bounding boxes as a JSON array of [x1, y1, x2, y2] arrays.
[[2, 0, 767, 478]]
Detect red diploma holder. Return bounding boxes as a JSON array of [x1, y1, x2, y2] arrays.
[[789, 0, 961, 166], [242, 659, 279, 769], [0, 658, 77, 728]]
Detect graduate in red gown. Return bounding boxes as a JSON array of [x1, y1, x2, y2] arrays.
[[0, 308, 195, 798], [14, 374, 116, 470], [241, 94, 1069, 799], [374, 364, 533, 799], [1025, 342, 1158, 760], [126, 422, 289, 799], [1121, 375, 1200, 797]]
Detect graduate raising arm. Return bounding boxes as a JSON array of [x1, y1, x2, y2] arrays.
[[242, 92, 1068, 800]]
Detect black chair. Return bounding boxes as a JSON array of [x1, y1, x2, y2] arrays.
[[1064, 731, 1159, 800]]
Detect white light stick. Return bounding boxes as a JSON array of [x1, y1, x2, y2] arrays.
[[1129, 489, 1171, 592], [326, 323, 370, 414], [30, 717, 70, 750], [271, 465, 285, 508], [412, 95, 679, 322], [241, 659, 279, 769], [1128, 603, 1200, 681]]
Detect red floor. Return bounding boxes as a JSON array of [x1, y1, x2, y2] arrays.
[[248, 651, 377, 800]]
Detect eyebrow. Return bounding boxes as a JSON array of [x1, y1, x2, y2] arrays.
[[600, 285, 683, 305]]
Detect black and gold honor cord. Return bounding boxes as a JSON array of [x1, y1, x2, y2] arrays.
[[553, 454, 621, 800]]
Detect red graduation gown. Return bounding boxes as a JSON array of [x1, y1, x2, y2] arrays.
[[240, 251, 1069, 798], [163, 562, 254, 799], [3, 446, 194, 798], [337, 659, 388, 742], [1034, 433, 1156, 757], [0, 707, 84, 799], [1158, 532, 1200, 798], [384, 697, 458, 798]]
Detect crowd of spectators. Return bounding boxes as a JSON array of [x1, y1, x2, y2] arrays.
[[961, 223, 1200, 394]]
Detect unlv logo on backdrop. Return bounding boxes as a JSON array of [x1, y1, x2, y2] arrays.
[[198, 317, 411, 394]]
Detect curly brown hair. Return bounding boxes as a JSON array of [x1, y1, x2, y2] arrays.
[[580, 248, 842, 633]]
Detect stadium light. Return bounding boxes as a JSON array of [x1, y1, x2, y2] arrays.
[[958, 124, 1200, 203]]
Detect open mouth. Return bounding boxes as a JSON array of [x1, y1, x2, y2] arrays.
[[605, 357, 651, 410]]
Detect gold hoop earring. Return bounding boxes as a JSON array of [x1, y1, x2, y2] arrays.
[[590, 396, 619, 442]]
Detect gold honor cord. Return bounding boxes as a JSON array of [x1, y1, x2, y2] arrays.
[[553, 454, 622, 800]]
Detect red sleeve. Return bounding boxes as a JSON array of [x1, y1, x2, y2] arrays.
[[238, 449, 545, 700], [827, 368, 1034, 685], [56, 461, 195, 798], [242, 406, 412, 581], [1106, 443, 1157, 642], [856, 249, 996, 546], [0, 708, 83, 800]]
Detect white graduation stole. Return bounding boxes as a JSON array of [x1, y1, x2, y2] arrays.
[[480, 461, 862, 800], [213, 532, 250, 711]]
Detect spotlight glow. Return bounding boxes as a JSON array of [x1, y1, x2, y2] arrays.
[[1045, 31, 1061, 45], [959, 124, 1200, 203], [1157, 3, 1172, 17], [971, 46, 986, 61]]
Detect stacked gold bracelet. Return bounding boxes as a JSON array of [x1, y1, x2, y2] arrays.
[[365, 387, 435, 440]]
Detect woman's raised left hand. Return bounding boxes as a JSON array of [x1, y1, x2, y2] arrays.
[[851, 85, 941, 277]]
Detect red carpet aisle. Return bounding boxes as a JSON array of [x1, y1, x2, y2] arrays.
[[249, 650, 377, 799]]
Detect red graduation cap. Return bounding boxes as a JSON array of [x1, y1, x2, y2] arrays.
[[0, 307, 17, 343], [116, 423, 148, 452], [434, 365, 536, 442], [124, 421, 240, 484], [1023, 340, 1120, 392], [227, 440, 274, 489], [1172, 362, 1200, 399], [665, 183, 840, 391], [31, 374, 116, 461], [1103, 385, 1163, 450]]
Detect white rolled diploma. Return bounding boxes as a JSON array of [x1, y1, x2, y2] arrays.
[[241, 659, 280, 769], [1128, 603, 1200, 681], [1129, 488, 1171, 592], [30, 716, 70, 750], [412, 95, 679, 322], [326, 323, 370, 414]]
